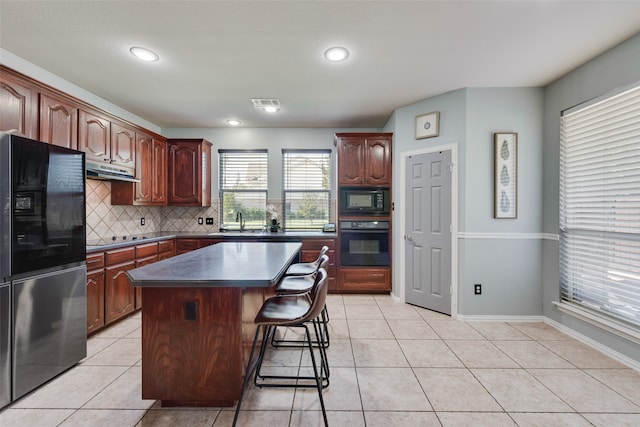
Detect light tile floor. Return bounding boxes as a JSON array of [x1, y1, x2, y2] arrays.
[[2, 294, 640, 426]]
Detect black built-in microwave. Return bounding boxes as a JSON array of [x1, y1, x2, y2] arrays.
[[339, 186, 390, 216]]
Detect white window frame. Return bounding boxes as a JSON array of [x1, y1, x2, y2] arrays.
[[219, 149, 268, 230], [559, 81, 640, 331], [282, 149, 331, 230]]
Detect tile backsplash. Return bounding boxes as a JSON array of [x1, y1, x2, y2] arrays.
[[86, 180, 311, 240]]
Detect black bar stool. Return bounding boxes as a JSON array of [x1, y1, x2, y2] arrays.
[[232, 268, 330, 427], [271, 254, 330, 348]]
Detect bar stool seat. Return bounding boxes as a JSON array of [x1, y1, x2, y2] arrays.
[[284, 245, 329, 276], [232, 268, 329, 427], [275, 254, 329, 294]]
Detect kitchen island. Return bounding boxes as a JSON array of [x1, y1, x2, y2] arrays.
[[126, 241, 302, 407]]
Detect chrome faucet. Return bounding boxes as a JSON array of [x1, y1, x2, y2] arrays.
[[235, 211, 245, 231]]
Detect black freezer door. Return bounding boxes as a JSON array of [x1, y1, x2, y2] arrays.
[[1, 134, 86, 276]]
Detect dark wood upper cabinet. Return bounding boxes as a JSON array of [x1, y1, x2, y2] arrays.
[[111, 132, 167, 206], [335, 133, 392, 185], [168, 139, 212, 206], [78, 108, 111, 162], [151, 138, 168, 204], [336, 136, 365, 185], [39, 92, 78, 149], [0, 71, 38, 139], [110, 121, 136, 169]]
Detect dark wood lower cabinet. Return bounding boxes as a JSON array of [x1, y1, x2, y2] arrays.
[[86, 269, 105, 334], [86, 238, 177, 334], [338, 267, 391, 292], [300, 238, 337, 292], [135, 255, 159, 310], [105, 260, 136, 324]]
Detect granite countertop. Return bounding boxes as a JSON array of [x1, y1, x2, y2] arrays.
[[86, 230, 337, 252], [127, 241, 302, 288]]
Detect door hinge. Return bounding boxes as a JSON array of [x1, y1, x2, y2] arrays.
[[448, 162, 454, 172], [449, 224, 453, 233]]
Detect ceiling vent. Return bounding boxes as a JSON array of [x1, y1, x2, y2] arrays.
[[251, 98, 280, 112]]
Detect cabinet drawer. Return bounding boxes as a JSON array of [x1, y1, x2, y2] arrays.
[[339, 268, 390, 292], [86, 252, 105, 270], [136, 255, 159, 268], [176, 238, 200, 253], [158, 251, 174, 261], [301, 238, 335, 250], [158, 239, 175, 254], [105, 247, 135, 266], [135, 242, 158, 258]]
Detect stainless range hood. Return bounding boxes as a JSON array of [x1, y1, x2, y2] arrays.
[[86, 160, 140, 183]]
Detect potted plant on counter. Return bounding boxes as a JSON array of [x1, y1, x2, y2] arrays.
[[269, 218, 281, 232]]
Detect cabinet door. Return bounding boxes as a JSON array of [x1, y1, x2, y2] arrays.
[[111, 121, 136, 169], [86, 269, 105, 334], [105, 260, 136, 324], [39, 93, 78, 149], [151, 138, 167, 204], [79, 109, 111, 163], [168, 142, 201, 205], [0, 72, 37, 138], [135, 132, 153, 203], [365, 137, 391, 185], [134, 255, 158, 310], [337, 137, 365, 185]]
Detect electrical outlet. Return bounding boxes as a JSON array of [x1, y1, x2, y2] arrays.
[[474, 284, 482, 295], [140, 217, 145, 226], [206, 217, 214, 225], [198, 217, 204, 225]]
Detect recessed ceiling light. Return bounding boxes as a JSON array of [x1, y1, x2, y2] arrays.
[[130, 46, 159, 62], [264, 106, 279, 113], [324, 46, 349, 62], [226, 119, 241, 126]]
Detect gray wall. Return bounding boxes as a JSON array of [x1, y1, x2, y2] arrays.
[[542, 33, 640, 362], [386, 87, 545, 316], [461, 88, 544, 316]]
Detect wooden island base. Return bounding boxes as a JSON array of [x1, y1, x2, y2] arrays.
[[141, 286, 270, 407]]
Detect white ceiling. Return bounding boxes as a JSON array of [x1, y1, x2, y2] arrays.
[[2, 1, 640, 129]]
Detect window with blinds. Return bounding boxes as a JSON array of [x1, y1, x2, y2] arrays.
[[219, 150, 268, 230], [560, 82, 640, 328], [282, 150, 331, 230]]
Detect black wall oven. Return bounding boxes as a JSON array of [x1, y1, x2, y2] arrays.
[[340, 220, 390, 267]]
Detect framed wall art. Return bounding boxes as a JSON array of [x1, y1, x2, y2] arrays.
[[494, 132, 518, 219], [415, 111, 440, 139]]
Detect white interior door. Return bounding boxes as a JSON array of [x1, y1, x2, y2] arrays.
[[405, 150, 452, 314]]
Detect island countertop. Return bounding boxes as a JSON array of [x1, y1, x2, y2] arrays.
[[127, 241, 302, 288]]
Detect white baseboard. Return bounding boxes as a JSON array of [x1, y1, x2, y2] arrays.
[[456, 314, 544, 322], [544, 317, 640, 372], [452, 313, 639, 371]]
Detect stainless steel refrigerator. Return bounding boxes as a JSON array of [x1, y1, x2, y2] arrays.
[[0, 132, 87, 408]]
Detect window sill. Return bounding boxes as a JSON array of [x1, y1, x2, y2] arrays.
[[552, 301, 640, 345]]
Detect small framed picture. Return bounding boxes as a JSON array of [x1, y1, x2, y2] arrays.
[[494, 132, 518, 219], [415, 111, 440, 139]]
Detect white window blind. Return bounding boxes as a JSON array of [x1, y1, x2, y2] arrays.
[[560, 82, 640, 328], [282, 150, 331, 230], [219, 150, 268, 229]]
